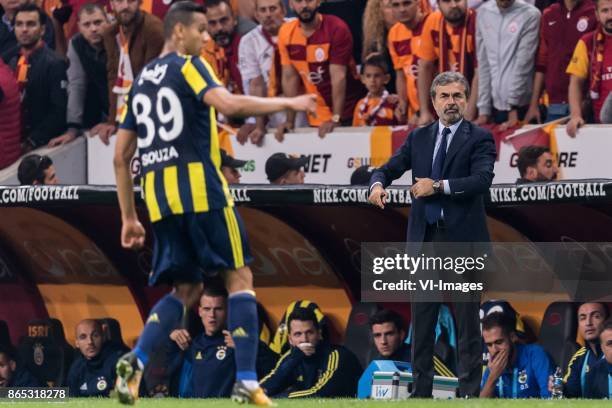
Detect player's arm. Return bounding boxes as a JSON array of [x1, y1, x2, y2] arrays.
[[113, 128, 145, 249], [203, 86, 315, 118]]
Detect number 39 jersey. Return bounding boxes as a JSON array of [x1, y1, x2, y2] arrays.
[[120, 52, 233, 223]]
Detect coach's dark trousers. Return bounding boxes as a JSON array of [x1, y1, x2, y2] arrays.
[[410, 223, 482, 398]]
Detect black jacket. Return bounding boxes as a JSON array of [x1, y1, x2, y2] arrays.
[[370, 120, 496, 244], [260, 343, 361, 398], [8, 365, 43, 387], [8, 44, 67, 147], [66, 342, 124, 397]]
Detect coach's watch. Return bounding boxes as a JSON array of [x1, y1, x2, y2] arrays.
[[331, 114, 341, 124], [433, 180, 443, 194]]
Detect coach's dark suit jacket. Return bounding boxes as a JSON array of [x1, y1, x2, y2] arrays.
[[369, 120, 496, 242]]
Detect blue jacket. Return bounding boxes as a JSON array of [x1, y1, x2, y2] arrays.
[[369, 120, 496, 244], [260, 343, 361, 398], [66, 342, 124, 397], [584, 358, 611, 399], [481, 344, 553, 398], [179, 332, 277, 398], [563, 343, 604, 398]]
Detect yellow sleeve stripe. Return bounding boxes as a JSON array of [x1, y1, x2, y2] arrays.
[[288, 350, 339, 398], [433, 356, 454, 378], [188, 162, 209, 212], [199, 57, 223, 86], [260, 350, 292, 384], [182, 59, 207, 96], [563, 346, 586, 383], [224, 207, 244, 268], [163, 166, 184, 215], [144, 171, 161, 222]]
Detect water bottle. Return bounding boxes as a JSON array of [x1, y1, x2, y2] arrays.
[[551, 366, 564, 399]]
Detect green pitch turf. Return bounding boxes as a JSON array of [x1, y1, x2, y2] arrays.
[[7, 399, 612, 407]]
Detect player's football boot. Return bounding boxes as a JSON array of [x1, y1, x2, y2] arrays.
[[114, 352, 143, 405], [231, 380, 275, 406]]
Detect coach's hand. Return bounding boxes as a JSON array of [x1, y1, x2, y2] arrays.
[[170, 329, 192, 350], [368, 184, 388, 209], [411, 177, 435, 198], [121, 219, 145, 249]]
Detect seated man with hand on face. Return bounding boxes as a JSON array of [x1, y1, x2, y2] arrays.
[[480, 312, 554, 398], [260, 307, 361, 398], [173, 285, 277, 398], [66, 319, 124, 397]]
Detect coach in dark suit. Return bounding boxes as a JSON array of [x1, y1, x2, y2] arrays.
[[368, 71, 496, 398]]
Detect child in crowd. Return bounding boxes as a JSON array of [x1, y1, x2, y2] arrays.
[[353, 53, 401, 126]]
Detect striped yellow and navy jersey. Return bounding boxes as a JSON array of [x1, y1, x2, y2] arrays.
[[120, 52, 232, 222], [260, 343, 361, 398]]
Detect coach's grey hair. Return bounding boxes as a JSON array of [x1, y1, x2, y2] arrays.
[[430, 71, 470, 99]]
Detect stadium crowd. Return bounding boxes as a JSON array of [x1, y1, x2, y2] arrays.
[[0, 294, 611, 399], [0, 0, 611, 172]]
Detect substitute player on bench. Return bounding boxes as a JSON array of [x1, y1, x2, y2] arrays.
[[113, 1, 316, 405]]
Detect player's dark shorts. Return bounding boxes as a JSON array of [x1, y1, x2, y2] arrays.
[[149, 206, 252, 286]]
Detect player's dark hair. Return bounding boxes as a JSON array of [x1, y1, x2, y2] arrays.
[[517, 145, 550, 177], [578, 302, 610, 320], [163, 1, 206, 39], [12, 3, 46, 26], [287, 307, 319, 333], [369, 309, 405, 332], [202, 280, 229, 299], [0, 344, 17, 362], [482, 312, 515, 337], [360, 53, 389, 75], [17, 154, 53, 185], [205, 0, 233, 14], [77, 3, 106, 20]]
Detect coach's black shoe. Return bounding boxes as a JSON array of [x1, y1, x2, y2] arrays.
[[231, 380, 275, 406], [114, 352, 143, 405]]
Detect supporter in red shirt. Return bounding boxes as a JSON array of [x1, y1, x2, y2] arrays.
[[0, 59, 20, 170], [566, 0, 612, 136], [275, 0, 365, 138], [525, 0, 597, 123]]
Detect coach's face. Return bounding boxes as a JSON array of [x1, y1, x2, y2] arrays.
[[578, 303, 606, 342], [432, 81, 467, 126], [0, 353, 16, 387]]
